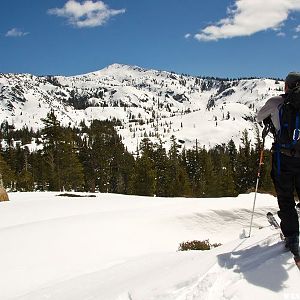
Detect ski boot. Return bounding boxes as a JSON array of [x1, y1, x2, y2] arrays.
[[285, 235, 300, 269], [285, 235, 299, 256]]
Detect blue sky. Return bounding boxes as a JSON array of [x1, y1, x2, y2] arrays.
[[1, 0, 300, 78]]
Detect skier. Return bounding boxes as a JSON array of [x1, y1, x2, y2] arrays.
[[257, 72, 300, 262]]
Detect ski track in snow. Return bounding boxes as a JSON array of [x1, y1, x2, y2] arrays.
[[167, 234, 291, 300]]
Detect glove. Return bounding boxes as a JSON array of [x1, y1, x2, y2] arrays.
[[263, 116, 272, 126]]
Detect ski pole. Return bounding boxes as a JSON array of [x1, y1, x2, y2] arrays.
[[248, 125, 269, 237]]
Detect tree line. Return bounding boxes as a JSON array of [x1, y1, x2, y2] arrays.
[[0, 112, 274, 197]]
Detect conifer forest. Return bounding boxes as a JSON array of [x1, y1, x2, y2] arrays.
[[0, 111, 274, 197]]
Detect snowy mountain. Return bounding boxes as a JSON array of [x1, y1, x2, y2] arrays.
[[0, 64, 284, 151], [0, 192, 298, 300]]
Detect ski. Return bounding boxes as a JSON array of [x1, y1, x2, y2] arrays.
[[267, 211, 300, 270], [266, 212, 280, 229], [266, 212, 284, 240]]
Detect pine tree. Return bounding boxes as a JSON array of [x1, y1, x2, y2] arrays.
[[235, 129, 255, 194], [31, 150, 48, 191], [16, 147, 34, 191], [153, 141, 173, 197], [203, 151, 219, 197], [260, 149, 274, 194], [227, 139, 237, 171], [130, 155, 156, 196], [41, 110, 63, 190], [0, 152, 15, 189], [252, 124, 274, 194], [41, 111, 84, 191], [17, 169, 34, 191], [217, 152, 236, 196], [58, 128, 84, 191], [167, 136, 191, 197], [79, 139, 97, 192]]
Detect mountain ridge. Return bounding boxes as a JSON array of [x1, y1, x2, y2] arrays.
[[0, 64, 283, 152]]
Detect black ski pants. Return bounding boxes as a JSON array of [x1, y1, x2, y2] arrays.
[[271, 153, 300, 238]]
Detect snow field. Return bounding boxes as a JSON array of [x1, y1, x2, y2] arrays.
[[0, 192, 299, 300]]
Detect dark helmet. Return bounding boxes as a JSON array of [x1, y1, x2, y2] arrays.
[[285, 72, 300, 89]]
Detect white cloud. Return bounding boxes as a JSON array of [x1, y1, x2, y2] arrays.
[[295, 25, 300, 32], [185, 33, 191, 39], [48, 0, 125, 28], [5, 28, 29, 37], [277, 31, 286, 37], [195, 0, 300, 41]]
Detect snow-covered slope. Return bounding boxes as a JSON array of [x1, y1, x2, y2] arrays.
[[0, 192, 298, 300], [0, 64, 283, 151]]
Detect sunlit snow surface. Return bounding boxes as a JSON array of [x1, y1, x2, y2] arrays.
[[0, 192, 299, 300]]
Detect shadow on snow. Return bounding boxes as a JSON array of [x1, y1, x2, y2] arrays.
[[217, 237, 292, 292]]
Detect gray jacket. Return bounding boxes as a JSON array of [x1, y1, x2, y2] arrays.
[[257, 96, 284, 132]]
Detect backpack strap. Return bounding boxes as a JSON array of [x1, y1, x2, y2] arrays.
[[276, 104, 284, 143], [293, 112, 300, 145], [275, 103, 286, 177]]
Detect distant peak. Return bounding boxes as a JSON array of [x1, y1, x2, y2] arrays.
[[106, 63, 127, 69], [106, 63, 145, 72], [83, 63, 142, 76]]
